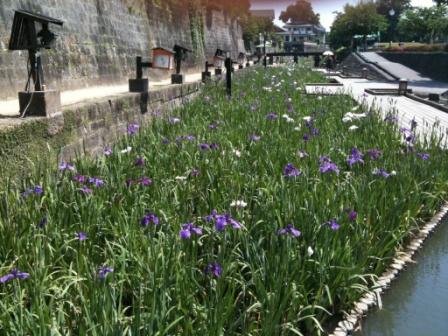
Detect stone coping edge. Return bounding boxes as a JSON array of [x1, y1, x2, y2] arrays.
[[329, 202, 448, 336]]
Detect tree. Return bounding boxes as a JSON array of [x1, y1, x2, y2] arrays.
[[329, 2, 388, 49], [241, 15, 275, 51], [398, 5, 448, 43], [279, 0, 320, 24], [434, 0, 448, 6], [376, 0, 411, 41]]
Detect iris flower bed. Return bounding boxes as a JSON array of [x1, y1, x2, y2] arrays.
[[0, 65, 447, 335]]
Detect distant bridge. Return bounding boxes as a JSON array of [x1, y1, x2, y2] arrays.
[[266, 51, 326, 57]]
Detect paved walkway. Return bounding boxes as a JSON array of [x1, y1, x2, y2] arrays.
[[0, 73, 203, 117], [360, 52, 448, 95], [312, 69, 448, 143]]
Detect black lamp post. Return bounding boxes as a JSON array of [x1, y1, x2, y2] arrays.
[[9, 9, 64, 117], [225, 52, 232, 96], [172, 45, 191, 84]]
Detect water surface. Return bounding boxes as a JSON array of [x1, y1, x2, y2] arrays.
[[355, 219, 448, 336]]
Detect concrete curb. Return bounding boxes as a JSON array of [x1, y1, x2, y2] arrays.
[[329, 203, 448, 336]]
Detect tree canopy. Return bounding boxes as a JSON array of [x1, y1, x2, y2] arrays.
[[279, 0, 320, 24], [376, 0, 411, 41], [398, 5, 448, 43], [241, 15, 275, 51], [329, 2, 388, 49], [434, 0, 448, 6]]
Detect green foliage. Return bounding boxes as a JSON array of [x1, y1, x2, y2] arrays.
[[434, 0, 448, 6], [0, 64, 447, 334], [329, 2, 388, 49], [241, 15, 275, 51], [398, 5, 448, 43], [376, 0, 411, 41], [0, 112, 78, 189], [279, 0, 320, 24], [189, 0, 206, 57]]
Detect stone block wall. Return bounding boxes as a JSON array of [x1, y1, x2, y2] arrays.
[[0, 0, 245, 99], [379, 52, 448, 83], [0, 80, 201, 186]]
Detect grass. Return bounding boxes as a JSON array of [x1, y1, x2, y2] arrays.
[[0, 63, 447, 335]]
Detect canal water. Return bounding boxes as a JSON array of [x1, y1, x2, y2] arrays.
[[355, 218, 448, 336]]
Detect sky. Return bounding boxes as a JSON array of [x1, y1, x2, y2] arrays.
[[250, 0, 435, 30]]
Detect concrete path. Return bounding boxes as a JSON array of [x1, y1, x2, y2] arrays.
[[0, 73, 203, 117], [359, 52, 448, 95], [340, 77, 448, 142], [313, 69, 448, 142]]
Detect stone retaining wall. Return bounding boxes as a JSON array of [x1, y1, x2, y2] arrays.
[[0, 0, 245, 99], [0, 81, 201, 185], [379, 52, 448, 83]]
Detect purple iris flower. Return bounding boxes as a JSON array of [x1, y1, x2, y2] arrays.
[[277, 224, 301, 237], [138, 177, 153, 186], [216, 214, 241, 231], [140, 212, 159, 226], [373, 168, 391, 178], [348, 211, 357, 221], [250, 134, 261, 142], [417, 153, 430, 160], [205, 209, 219, 222], [127, 123, 140, 135], [162, 137, 170, 145], [208, 123, 218, 130], [79, 186, 93, 194], [283, 163, 301, 177], [311, 128, 319, 136], [98, 266, 113, 280], [126, 179, 134, 188], [327, 219, 340, 231], [21, 186, 44, 197], [38, 216, 47, 229], [205, 263, 222, 278], [135, 157, 145, 166], [104, 147, 112, 156], [0, 269, 30, 283], [199, 143, 210, 151], [266, 112, 278, 120], [179, 223, 203, 239], [367, 149, 382, 160], [206, 210, 241, 231], [347, 147, 364, 167], [303, 134, 310, 141], [319, 157, 340, 175], [34, 185, 43, 195], [59, 162, 76, 172], [75, 232, 87, 241], [384, 114, 398, 123], [73, 174, 87, 183], [210, 143, 219, 150], [88, 178, 104, 187], [400, 127, 415, 143]]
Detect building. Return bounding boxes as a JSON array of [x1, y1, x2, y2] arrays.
[[276, 21, 327, 52]]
